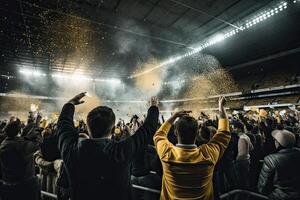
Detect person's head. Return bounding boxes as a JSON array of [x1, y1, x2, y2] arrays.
[[87, 106, 116, 138], [271, 129, 295, 149], [232, 120, 244, 133], [251, 125, 260, 135], [175, 115, 198, 144], [0, 121, 7, 130], [245, 123, 253, 132], [5, 118, 21, 138]]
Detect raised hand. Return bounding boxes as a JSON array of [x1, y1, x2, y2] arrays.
[[173, 110, 192, 118], [150, 96, 159, 107], [68, 92, 86, 105], [35, 113, 42, 126], [167, 110, 192, 124], [218, 96, 227, 119]]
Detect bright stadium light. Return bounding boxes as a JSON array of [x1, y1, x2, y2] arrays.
[[51, 72, 121, 84], [19, 68, 32, 75], [33, 70, 46, 77], [129, 0, 293, 79], [94, 78, 121, 84], [19, 68, 46, 77], [18, 67, 122, 85], [210, 33, 225, 44], [72, 73, 91, 81], [51, 73, 68, 79]]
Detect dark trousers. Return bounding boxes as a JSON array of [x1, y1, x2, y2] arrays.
[[1, 177, 40, 200], [235, 159, 250, 189], [217, 161, 238, 193], [234, 159, 251, 200]]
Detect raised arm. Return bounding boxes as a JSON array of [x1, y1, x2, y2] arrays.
[[154, 110, 191, 159], [57, 92, 86, 159], [200, 96, 231, 164], [115, 97, 159, 161]]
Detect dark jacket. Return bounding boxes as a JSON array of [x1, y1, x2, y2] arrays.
[[0, 137, 39, 183], [216, 132, 238, 169], [258, 148, 300, 200], [57, 103, 159, 200], [131, 145, 158, 177], [40, 135, 61, 162]]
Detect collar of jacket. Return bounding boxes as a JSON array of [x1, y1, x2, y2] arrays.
[[278, 148, 297, 153], [176, 143, 197, 149]]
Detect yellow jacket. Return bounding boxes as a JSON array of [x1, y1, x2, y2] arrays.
[[153, 119, 230, 200]]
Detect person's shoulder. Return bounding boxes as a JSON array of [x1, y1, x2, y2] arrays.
[[239, 134, 250, 140], [78, 138, 112, 151], [0, 137, 21, 150], [263, 152, 281, 167], [78, 138, 96, 148]]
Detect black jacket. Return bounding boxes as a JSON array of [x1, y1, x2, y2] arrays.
[[258, 148, 300, 200], [0, 137, 39, 183], [57, 103, 159, 200]]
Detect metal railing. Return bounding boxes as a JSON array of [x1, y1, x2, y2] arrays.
[[132, 184, 161, 194], [40, 188, 269, 200], [41, 191, 58, 199], [1, 179, 268, 200], [220, 189, 269, 199], [41, 188, 269, 200]]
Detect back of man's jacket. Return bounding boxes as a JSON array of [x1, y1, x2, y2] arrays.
[[57, 103, 159, 200], [0, 137, 39, 183], [258, 148, 300, 200], [154, 119, 231, 200]]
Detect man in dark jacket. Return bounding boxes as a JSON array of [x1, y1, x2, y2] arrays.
[[258, 129, 300, 200], [0, 118, 41, 200], [57, 92, 159, 200]]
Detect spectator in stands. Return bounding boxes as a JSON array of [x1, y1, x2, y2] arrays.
[[153, 96, 231, 200], [232, 120, 253, 194], [215, 128, 239, 193], [260, 118, 276, 156], [248, 125, 264, 190], [0, 117, 41, 200], [258, 130, 300, 200], [0, 121, 7, 147], [34, 127, 63, 199], [57, 92, 159, 200]]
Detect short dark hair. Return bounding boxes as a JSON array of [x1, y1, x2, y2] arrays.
[[5, 119, 21, 138], [175, 115, 198, 144], [245, 123, 253, 132], [233, 121, 244, 131], [87, 106, 116, 138]]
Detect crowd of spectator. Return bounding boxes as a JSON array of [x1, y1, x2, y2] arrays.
[[0, 92, 299, 200]]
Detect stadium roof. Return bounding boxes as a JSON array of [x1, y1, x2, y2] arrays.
[[0, 0, 300, 79]]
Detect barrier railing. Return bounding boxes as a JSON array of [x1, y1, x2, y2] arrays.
[[40, 188, 269, 200], [132, 184, 161, 194], [1, 179, 268, 200], [220, 189, 269, 200], [41, 191, 58, 199]]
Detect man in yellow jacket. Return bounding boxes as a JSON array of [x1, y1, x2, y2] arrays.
[[153, 96, 230, 200]]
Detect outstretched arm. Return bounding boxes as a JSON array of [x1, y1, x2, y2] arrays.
[[200, 96, 231, 164], [57, 92, 86, 159], [111, 97, 159, 162]]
